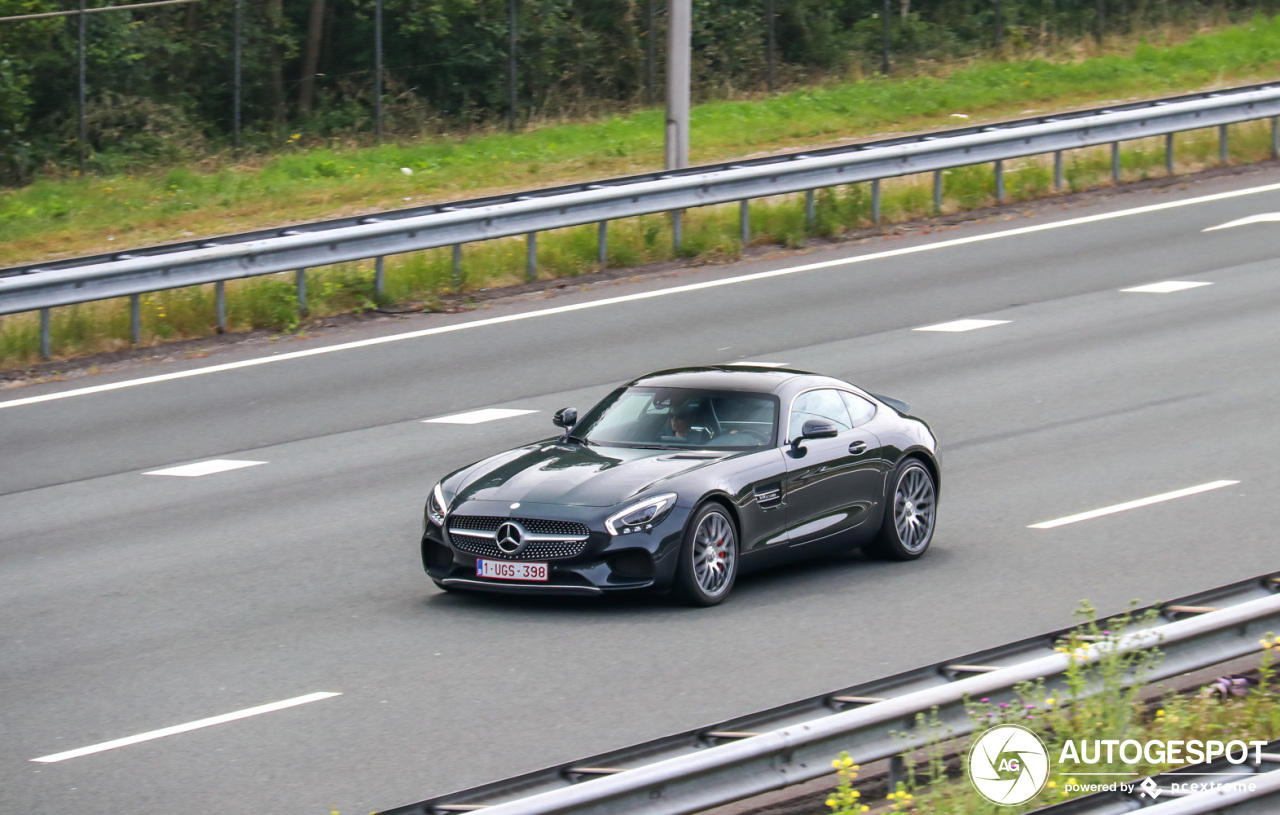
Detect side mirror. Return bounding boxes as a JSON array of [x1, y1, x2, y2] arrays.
[[553, 407, 578, 429], [790, 419, 839, 455]]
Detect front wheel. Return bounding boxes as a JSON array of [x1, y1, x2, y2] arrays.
[[674, 503, 739, 607], [864, 459, 937, 561]]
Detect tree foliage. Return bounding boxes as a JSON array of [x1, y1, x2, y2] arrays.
[[0, 0, 1276, 183]]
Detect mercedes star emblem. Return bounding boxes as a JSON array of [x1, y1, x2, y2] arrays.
[[496, 522, 524, 554]]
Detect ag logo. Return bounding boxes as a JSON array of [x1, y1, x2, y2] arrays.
[[967, 724, 1051, 806]]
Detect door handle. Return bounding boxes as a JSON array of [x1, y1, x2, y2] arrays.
[[848, 441, 867, 455]]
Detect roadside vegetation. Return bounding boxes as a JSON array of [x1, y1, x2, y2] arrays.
[[5, 16, 1280, 370], [825, 605, 1280, 814]]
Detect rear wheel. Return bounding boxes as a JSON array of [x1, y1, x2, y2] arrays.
[[864, 459, 937, 561], [674, 503, 739, 607]]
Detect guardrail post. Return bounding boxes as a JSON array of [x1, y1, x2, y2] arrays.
[[739, 200, 750, 246], [1273, 117, 1279, 160], [932, 170, 943, 213], [597, 221, 608, 266], [39, 308, 51, 361], [871, 179, 881, 224], [1054, 150, 1063, 190], [215, 281, 226, 334], [1220, 124, 1229, 164], [888, 755, 907, 794], [1111, 141, 1121, 183], [1166, 132, 1175, 175], [672, 210, 683, 253], [295, 268, 307, 315], [374, 256, 385, 298], [452, 244, 462, 289], [526, 232, 537, 281], [130, 294, 142, 344], [804, 190, 815, 229], [994, 160, 1004, 204]]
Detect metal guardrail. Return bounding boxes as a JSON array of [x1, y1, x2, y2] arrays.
[[4, 81, 1280, 357], [381, 572, 1280, 815]]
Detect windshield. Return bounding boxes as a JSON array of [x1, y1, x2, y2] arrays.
[[575, 387, 778, 450]]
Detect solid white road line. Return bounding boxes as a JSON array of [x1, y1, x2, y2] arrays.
[[913, 319, 1010, 333], [144, 458, 266, 475], [1121, 281, 1213, 294], [424, 408, 538, 425], [1028, 480, 1239, 529], [5, 180, 1280, 412], [1202, 212, 1280, 231], [143, 459, 267, 477], [725, 361, 790, 367], [30, 692, 341, 763]]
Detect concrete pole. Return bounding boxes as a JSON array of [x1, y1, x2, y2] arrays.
[[665, 0, 690, 170]]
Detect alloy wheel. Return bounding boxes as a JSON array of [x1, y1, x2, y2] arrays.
[[692, 511, 736, 598], [894, 465, 936, 554]]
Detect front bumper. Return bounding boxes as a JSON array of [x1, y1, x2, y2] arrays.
[[422, 499, 689, 595]]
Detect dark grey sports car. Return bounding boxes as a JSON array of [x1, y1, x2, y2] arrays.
[[421, 366, 940, 606]]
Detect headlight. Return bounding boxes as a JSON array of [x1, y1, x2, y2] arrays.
[[427, 482, 449, 526], [606, 493, 677, 536]]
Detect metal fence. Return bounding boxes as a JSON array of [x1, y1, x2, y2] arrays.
[[4, 80, 1280, 360], [379, 572, 1280, 815], [7, 0, 1231, 172]]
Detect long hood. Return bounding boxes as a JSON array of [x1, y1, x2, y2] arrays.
[[451, 443, 727, 508]]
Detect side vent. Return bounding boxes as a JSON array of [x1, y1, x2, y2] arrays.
[[754, 482, 782, 508]]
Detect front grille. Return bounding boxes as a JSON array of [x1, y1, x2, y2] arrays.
[[448, 516, 590, 537], [449, 535, 589, 561]]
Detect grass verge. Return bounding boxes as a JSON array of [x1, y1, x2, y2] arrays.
[[825, 604, 1280, 814]]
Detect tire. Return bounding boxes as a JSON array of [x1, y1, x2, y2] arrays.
[[864, 458, 937, 561], [674, 502, 739, 607]]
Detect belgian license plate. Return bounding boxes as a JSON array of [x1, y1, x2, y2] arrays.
[[476, 559, 549, 582]]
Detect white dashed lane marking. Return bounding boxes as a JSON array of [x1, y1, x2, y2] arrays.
[[913, 319, 1010, 333], [1202, 213, 1280, 231], [424, 408, 539, 425], [144, 459, 267, 477], [725, 361, 790, 367], [1121, 281, 1213, 294], [31, 692, 341, 763], [1028, 480, 1239, 529]]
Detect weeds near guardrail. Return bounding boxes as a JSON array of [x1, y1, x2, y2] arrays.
[[2, 116, 1278, 370], [826, 604, 1280, 814]]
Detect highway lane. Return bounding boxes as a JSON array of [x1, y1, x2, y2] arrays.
[[3, 172, 1280, 814]]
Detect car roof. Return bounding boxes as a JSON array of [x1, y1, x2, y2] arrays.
[[626, 366, 830, 395]]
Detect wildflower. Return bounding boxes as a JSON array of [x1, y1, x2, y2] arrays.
[[401, 167, 414, 176], [1045, 698, 1056, 705], [1156, 710, 1165, 717], [825, 798, 836, 808], [843, 757, 856, 768], [1047, 781, 1058, 789], [980, 698, 989, 703]]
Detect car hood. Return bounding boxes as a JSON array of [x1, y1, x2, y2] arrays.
[[450, 442, 728, 508]]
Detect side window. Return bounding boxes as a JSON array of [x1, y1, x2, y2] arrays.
[[788, 389, 852, 439], [840, 391, 876, 426]]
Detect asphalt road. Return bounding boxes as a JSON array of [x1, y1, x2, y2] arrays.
[[4, 172, 1280, 815]]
